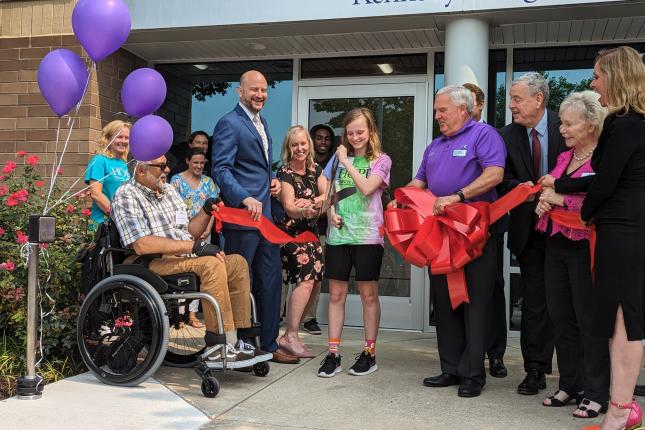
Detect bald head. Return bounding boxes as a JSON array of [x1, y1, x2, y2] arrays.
[[238, 70, 268, 114]]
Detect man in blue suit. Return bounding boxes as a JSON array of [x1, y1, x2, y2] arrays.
[[212, 70, 299, 364]]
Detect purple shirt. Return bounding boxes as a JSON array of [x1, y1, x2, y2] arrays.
[[415, 119, 506, 203]]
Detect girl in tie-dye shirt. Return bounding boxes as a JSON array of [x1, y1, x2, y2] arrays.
[[318, 108, 391, 379]]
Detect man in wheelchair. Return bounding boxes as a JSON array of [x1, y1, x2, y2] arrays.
[[110, 153, 272, 368]]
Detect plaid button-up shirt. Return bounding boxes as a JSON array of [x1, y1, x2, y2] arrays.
[[111, 181, 193, 248]]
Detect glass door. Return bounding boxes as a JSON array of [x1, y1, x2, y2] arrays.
[[297, 82, 428, 330]]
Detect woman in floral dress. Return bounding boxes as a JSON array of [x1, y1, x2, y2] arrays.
[[277, 125, 327, 358], [170, 147, 220, 328]]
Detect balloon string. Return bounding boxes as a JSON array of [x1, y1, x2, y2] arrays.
[[45, 159, 136, 214], [48, 126, 123, 214], [43, 118, 62, 214], [43, 117, 75, 215], [44, 60, 95, 214]]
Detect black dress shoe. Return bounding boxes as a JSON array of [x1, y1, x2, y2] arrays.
[[458, 378, 483, 398], [517, 368, 546, 395], [489, 358, 508, 378], [423, 372, 460, 387], [635, 385, 645, 397]]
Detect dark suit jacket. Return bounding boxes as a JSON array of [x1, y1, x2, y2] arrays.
[[212, 104, 276, 229], [497, 109, 567, 256]]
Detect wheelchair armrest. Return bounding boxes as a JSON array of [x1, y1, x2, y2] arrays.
[[113, 264, 168, 294]]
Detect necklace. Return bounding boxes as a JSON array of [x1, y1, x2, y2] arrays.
[[572, 146, 596, 162], [288, 161, 306, 175]]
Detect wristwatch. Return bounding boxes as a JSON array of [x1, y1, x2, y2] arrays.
[[454, 189, 465, 202]]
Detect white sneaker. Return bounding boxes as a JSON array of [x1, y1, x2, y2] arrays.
[[236, 339, 273, 362], [235, 339, 256, 358], [205, 343, 257, 369]]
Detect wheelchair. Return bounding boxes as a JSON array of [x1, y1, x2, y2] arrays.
[[76, 221, 271, 398]]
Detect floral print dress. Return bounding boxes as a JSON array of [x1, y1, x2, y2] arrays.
[[170, 173, 219, 219], [278, 164, 324, 285]]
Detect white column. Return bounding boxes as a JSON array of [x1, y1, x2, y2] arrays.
[[444, 17, 489, 117]]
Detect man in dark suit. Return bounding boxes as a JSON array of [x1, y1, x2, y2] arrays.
[[212, 70, 298, 364], [498, 72, 566, 395]]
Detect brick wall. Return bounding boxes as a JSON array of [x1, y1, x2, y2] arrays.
[[0, 1, 76, 39], [0, 33, 146, 192], [157, 67, 193, 146]]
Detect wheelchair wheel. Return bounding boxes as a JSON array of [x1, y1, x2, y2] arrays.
[[77, 274, 169, 386], [201, 376, 220, 398], [163, 300, 206, 367]]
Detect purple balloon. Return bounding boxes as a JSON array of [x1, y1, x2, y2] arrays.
[[130, 115, 174, 162], [121, 68, 167, 117], [72, 0, 131, 62], [37, 49, 89, 117]]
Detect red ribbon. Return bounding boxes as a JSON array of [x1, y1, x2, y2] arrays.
[[211, 206, 319, 244], [547, 210, 596, 272], [384, 184, 542, 309]]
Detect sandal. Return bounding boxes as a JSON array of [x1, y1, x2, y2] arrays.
[[574, 398, 608, 418], [543, 390, 579, 407], [187, 313, 204, 328]]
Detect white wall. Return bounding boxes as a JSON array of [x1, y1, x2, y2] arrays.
[[126, 0, 626, 30]]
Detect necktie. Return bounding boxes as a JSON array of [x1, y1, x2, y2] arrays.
[[531, 128, 541, 177], [253, 115, 269, 161]]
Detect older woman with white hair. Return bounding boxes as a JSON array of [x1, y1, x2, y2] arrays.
[[536, 90, 610, 419]]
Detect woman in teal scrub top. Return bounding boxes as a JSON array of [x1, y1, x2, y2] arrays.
[[84, 120, 132, 231]]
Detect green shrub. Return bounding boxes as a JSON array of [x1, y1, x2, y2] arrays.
[[0, 152, 91, 398]]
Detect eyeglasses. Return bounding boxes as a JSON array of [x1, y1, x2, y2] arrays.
[[147, 163, 169, 170]]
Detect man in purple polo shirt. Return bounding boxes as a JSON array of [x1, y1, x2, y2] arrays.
[[406, 85, 506, 397]]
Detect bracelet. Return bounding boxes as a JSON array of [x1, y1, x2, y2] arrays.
[[455, 189, 465, 202]]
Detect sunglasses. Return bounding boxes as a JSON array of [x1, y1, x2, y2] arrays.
[[147, 162, 169, 170]]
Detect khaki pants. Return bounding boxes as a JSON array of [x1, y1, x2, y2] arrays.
[[148, 254, 251, 333]]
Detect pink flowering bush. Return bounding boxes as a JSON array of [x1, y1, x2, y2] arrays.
[[0, 152, 91, 394]]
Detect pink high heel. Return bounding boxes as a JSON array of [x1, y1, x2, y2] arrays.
[[582, 399, 642, 430], [615, 400, 643, 430]]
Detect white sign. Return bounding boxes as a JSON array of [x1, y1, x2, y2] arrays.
[[126, 0, 626, 30]]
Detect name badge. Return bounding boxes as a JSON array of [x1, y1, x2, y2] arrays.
[[452, 149, 467, 157], [175, 210, 188, 225], [581, 172, 596, 177]]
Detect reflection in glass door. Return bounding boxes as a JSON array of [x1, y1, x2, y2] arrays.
[[298, 83, 427, 330]]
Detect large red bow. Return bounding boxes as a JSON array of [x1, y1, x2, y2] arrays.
[[211, 206, 319, 244], [384, 184, 542, 309]]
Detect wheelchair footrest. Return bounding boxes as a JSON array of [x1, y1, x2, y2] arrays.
[[204, 354, 272, 370], [201, 343, 273, 370], [237, 323, 261, 340]]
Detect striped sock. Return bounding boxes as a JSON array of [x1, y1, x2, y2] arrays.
[[364, 339, 376, 356], [329, 338, 341, 356]]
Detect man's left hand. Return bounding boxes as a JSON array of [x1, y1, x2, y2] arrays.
[[203, 197, 222, 215], [433, 195, 460, 215], [270, 178, 281, 197]]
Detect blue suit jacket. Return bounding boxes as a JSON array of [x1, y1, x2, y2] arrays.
[[212, 104, 276, 229]]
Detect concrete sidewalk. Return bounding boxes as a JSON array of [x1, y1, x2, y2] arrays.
[[156, 328, 623, 430], [3, 328, 641, 429]]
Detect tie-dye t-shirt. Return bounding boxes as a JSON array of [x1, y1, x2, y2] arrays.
[[323, 153, 391, 246]]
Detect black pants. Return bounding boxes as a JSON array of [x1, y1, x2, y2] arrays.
[[487, 229, 508, 360], [545, 235, 610, 403], [517, 230, 554, 373], [430, 225, 497, 386]]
